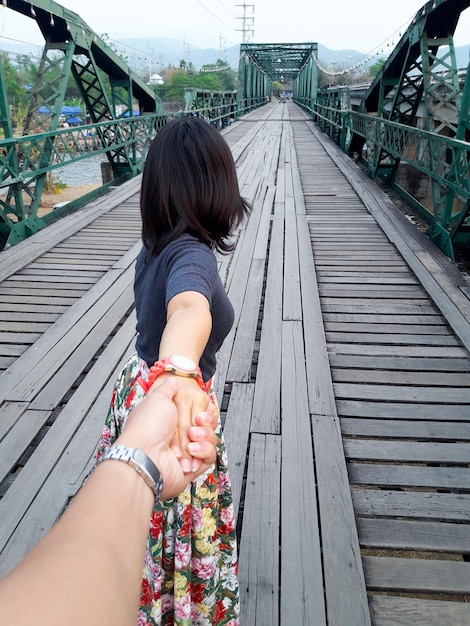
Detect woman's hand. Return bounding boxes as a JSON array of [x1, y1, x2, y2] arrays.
[[154, 374, 214, 474], [116, 378, 217, 499]]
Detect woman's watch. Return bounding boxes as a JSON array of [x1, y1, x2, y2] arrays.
[[147, 355, 206, 390]]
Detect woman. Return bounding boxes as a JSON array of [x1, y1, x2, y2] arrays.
[[97, 116, 250, 626]]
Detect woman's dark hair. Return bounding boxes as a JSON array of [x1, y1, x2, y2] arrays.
[[140, 116, 251, 257]]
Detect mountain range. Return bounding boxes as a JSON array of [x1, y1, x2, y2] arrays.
[[118, 37, 470, 73], [2, 35, 469, 74]]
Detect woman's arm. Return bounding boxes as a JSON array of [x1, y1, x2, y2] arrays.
[[0, 379, 218, 626], [157, 290, 214, 472], [160, 290, 212, 363]]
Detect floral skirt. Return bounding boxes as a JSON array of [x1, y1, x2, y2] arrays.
[[96, 353, 239, 625]]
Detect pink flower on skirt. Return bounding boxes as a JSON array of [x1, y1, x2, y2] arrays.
[[174, 595, 191, 621], [192, 555, 216, 580], [191, 504, 204, 531], [161, 593, 173, 614], [175, 538, 191, 569], [217, 470, 231, 495]]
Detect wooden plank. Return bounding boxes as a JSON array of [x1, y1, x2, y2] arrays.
[[337, 400, 470, 419], [0, 408, 51, 484], [283, 197, 302, 321], [312, 288, 433, 299], [322, 302, 439, 314], [357, 517, 470, 553], [312, 417, 371, 625], [345, 440, 470, 463], [227, 258, 264, 382], [239, 434, 281, 626], [352, 489, 470, 521], [369, 596, 470, 626], [222, 382, 254, 515], [297, 213, 337, 416], [280, 320, 326, 625], [251, 216, 283, 434], [341, 419, 470, 441], [0, 401, 29, 441], [349, 462, 470, 490], [363, 556, 470, 594], [325, 322, 451, 334], [327, 332, 459, 346], [334, 383, 470, 403], [333, 369, 470, 386], [330, 354, 470, 371]]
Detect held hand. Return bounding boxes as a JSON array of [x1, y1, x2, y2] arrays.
[[154, 374, 212, 474], [115, 378, 218, 499]]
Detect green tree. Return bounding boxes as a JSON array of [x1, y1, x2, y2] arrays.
[[1, 53, 28, 108], [271, 81, 283, 96], [369, 58, 386, 78], [0, 53, 31, 131]]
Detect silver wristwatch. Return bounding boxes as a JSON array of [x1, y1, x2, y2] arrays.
[[100, 446, 163, 501]]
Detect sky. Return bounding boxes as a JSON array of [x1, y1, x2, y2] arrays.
[[0, 0, 469, 59]]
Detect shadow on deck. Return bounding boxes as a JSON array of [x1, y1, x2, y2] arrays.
[[1, 101, 470, 625]]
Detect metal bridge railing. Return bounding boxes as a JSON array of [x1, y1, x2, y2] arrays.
[[349, 111, 470, 258], [183, 89, 267, 127], [0, 113, 167, 249]]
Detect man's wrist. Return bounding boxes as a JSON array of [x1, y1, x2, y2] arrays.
[[99, 446, 163, 501]]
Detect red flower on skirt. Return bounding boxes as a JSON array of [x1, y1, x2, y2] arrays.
[[215, 599, 226, 622], [140, 578, 154, 606], [149, 510, 164, 539]]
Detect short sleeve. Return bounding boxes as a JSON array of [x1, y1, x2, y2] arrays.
[[164, 238, 218, 308]]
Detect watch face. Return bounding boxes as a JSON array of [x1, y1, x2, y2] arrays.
[[170, 355, 197, 372]]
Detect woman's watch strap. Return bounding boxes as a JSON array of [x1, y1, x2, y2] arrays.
[[100, 445, 163, 501]]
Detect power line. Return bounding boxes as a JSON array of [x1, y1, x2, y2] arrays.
[[194, 0, 235, 31], [217, 0, 238, 17]]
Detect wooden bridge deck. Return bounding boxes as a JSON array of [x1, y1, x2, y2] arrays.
[[1, 101, 470, 625]]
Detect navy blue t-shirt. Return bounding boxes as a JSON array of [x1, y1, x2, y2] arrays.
[[134, 234, 234, 381]]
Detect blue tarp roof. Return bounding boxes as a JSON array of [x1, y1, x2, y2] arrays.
[[61, 105, 82, 114], [37, 105, 83, 114]]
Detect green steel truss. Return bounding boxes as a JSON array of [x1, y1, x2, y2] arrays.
[[0, 0, 165, 248], [238, 43, 318, 113], [316, 0, 470, 259], [183, 89, 237, 128]]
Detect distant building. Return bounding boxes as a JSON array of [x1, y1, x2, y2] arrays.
[[147, 73, 164, 86]]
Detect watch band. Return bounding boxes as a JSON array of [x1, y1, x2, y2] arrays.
[[137, 355, 209, 393], [100, 445, 163, 501]]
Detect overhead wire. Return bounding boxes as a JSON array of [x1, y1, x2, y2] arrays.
[[194, 0, 235, 31]]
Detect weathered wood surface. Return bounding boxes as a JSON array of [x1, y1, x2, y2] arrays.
[[295, 116, 470, 623], [1, 101, 470, 624]]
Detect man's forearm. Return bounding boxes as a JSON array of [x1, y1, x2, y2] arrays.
[[0, 461, 154, 626]]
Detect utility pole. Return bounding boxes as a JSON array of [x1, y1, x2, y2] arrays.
[[219, 33, 227, 61], [182, 39, 190, 69], [147, 44, 154, 82], [236, 3, 255, 43]]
